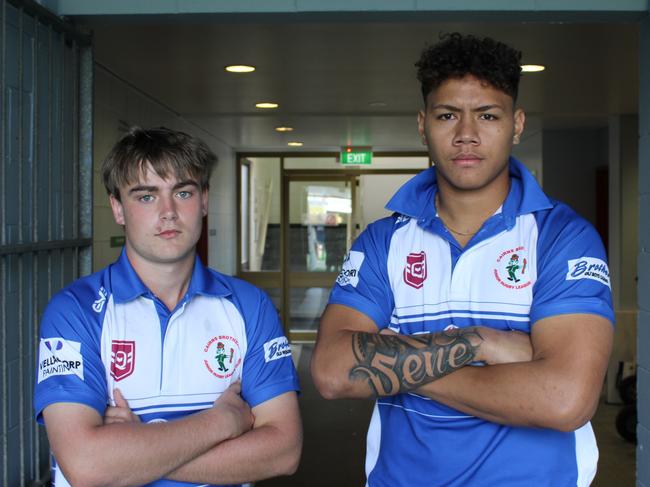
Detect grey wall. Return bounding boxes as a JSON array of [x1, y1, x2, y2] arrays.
[[638, 17, 650, 487], [542, 128, 609, 227]]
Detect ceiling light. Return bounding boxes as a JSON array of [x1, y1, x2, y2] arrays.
[[225, 65, 255, 73], [521, 64, 545, 73], [255, 102, 279, 109], [369, 101, 387, 107], [287, 142, 303, 147], [275, 126, 294, 132]]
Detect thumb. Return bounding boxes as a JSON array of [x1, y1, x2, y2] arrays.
[[113, 388, 129, 408]]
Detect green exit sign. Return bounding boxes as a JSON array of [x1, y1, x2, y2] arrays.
[[341, 147, 372, 165]]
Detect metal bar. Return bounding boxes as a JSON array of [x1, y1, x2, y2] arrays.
[[78, 44, 92, 277], [46, 24, 51, 242], [6, 0, 90, 45], [0, 238, 92, 256], [1, 2, 9, 484], [58, 32, 63, 243]]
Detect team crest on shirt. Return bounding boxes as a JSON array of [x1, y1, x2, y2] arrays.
[[494, 246, 532, 289], [203, 335, 242, 379], [110, 340, 136, 381], [403, 251, 427, 289]]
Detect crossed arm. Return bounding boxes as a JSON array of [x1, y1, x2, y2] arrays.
[[42, 383, 302, 487], [311, 303, 612, 431]]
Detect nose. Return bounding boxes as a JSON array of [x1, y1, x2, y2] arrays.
[[159, 195, 178, 221], [453, 116, 480, 146]]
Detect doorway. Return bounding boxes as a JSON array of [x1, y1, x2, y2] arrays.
[[237, 153, 428, 341]]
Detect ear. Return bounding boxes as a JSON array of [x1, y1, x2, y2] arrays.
[[513, 108, 525, 143], [201, 188, 209, 217], [417, 110, 427, 144], [109, 194, 126, 226]]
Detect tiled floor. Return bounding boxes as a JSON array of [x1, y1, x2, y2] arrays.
[[259, 344, 637, 487]]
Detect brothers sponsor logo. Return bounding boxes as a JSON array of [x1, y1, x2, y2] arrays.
[[566, 257, 610, 287], [403, 251, 427, 289], [336, 251, 365, 287], [111, 340, 136, 381], [92, 286, 108, 313], [204, 335, 242, 379], [494, 246, 532, 290], [264, 336, 292, 363], [38, 338, 83, 383]]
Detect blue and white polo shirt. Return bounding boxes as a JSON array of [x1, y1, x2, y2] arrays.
[[34, 250, 299, 487], [330, 158, 614, 487]]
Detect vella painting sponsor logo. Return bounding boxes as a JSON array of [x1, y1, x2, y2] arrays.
[[37, 338, 84, 383], [39, 355, 82, 372]]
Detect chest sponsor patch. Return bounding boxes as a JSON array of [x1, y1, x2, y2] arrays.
[[403, 251, 427, 289], [111, 340, 136, 382], [566, 257, 610, 287], [494, 246, 532, 289], [38, 338, 83, 383], [264, 336, 292, 363], [203, 335, 242, 379], [336, 251, 365, 287]]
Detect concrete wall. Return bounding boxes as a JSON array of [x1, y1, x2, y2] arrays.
[[93, 65, 236, 274], [542, 127, 608, 227], [638, 17, 650, 487]]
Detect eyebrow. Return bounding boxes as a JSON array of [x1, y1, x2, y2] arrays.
[[431, 104, 504, 112], [127, 180, 199, 195]]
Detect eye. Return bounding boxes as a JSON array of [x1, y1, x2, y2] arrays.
[[177, 190, 193, 200], [139, 194, 154, 203], [479, 113, 498, 121], [437, 113, 456, 121]]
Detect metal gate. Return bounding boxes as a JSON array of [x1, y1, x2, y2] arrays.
[[0, 1, 92, 485]]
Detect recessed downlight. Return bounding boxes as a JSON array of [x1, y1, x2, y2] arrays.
[[275, 126, 294, 132], [287, 141, 303, 147], [521, 64, 545, 73], [255, 102, 279, 109], [225, 65, 255, 73]]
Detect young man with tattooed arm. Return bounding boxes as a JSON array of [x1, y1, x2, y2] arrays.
[[311, 33, 613, 487]]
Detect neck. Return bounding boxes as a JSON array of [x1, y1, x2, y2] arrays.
[[126, 249, 196, 311], [435, 176, 510, 245]]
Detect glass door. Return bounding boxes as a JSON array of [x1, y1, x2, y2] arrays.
[[283, 174, 357, 342]]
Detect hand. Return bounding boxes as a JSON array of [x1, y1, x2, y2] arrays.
[[104, 388, 141, 424], [211, 382, 254, 439], [479, 328, 533, 365]]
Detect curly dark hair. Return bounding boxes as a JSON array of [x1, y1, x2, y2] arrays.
[[415, 32, 522, 103]]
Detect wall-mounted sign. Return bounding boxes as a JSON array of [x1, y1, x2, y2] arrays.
[[340, 146, 372, 165]]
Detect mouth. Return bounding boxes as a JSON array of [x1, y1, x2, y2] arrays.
[[452, 153, 484, 167], [156, 230, 181, 239]]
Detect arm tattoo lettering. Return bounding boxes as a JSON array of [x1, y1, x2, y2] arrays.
[[350, 328, 483, 396]]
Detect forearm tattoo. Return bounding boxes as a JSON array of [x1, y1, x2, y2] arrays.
[[350, 328, 483, 396]]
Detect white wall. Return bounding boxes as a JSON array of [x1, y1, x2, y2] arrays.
[[93, 65, 236, 274]]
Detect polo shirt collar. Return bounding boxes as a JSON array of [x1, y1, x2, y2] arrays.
[[385, 157, 553, 225], [110, 249, 231, 304]]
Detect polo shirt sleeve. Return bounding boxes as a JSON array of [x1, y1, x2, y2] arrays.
[[237, 286, 300, 408], [530, 208, 614, 326], [34, 289, 108, 423], [328, 217, 395, 329]]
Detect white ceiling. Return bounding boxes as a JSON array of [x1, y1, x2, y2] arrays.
[[83, 19, 639, 151]]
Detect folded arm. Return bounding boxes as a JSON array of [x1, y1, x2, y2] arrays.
[[43, 382, 253, 487], [416, 313, 613, 431], [165, 391, 302, 484], [311, 304, 532, 399]]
